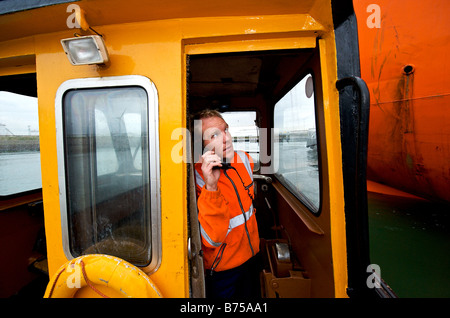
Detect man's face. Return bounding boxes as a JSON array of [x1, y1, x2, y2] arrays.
[[202, 116, 234, 161]]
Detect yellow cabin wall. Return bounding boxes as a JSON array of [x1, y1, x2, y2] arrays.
[[35, 20, 187, 297], [318, 36, 348, 298]]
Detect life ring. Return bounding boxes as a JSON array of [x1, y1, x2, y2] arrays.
[[44, 254, 162, 298]]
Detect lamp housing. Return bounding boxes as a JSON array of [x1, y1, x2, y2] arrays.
[[61, 35, 109, 66]]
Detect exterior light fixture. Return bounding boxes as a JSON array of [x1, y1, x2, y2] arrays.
[[61, 35, 109, 65]]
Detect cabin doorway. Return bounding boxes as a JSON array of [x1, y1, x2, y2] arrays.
[[186, 44, 336, 298]]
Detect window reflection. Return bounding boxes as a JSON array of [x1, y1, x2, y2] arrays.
[[274, 74, 320, 212], [0, 91, 40, 196], [222, 111, 259, 171], [63, 86, 151, 266]]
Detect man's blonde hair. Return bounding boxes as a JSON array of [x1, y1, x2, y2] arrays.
[[194, 108, 224, 121]]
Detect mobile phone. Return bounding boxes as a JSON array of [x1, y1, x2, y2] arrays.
[[213, 162, 231, 170], [203, 145, 231, 170]]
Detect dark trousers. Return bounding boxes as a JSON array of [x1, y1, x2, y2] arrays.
[[205, 254, 261, 298]]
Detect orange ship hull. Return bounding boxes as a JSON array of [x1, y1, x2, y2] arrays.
[[354, 0, 450, 202]]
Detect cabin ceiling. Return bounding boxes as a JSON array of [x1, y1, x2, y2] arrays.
[[0, 0, 317, 42], [189, 56, 262, 97], [187, 49, 314, 112]]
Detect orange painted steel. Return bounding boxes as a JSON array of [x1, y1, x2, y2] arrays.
[[355, 0, 450, 202]]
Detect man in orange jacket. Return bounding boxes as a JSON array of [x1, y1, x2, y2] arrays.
[[194, 109, 260, 298]]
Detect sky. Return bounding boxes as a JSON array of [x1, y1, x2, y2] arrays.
[[273, 74, 315, 132], [0, 91, 39, 135], [222, 111, 258, 137]]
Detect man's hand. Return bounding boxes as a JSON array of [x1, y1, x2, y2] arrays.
[[200, 150, 222, 191]]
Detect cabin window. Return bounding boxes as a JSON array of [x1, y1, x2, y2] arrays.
[[0, 74, 40, 196], [56, 76, 160, 269], [273, 73, 320, 212], [221, 111, 259, 171]]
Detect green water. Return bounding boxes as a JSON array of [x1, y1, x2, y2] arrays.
[[367, 192, 450, 298]]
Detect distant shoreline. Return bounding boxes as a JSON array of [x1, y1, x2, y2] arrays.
[[0, 135, 40, 152]]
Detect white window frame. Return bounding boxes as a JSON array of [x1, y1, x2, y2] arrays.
[[55, 75, 161, 273]]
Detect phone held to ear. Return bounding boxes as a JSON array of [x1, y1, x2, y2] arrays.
[[203, 145, 231, 170], [213, 162, 231, 170]]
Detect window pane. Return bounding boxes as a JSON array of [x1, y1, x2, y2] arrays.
[[95, 109, 118, 175], [123, 113, 144, 170], [274, 74, 320, 212], [63, 86, 151, 266], [222, 111, 259, 171], [0, 91, 40, 196]]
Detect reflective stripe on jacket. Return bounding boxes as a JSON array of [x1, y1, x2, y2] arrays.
[[195, 151, 260, 272]]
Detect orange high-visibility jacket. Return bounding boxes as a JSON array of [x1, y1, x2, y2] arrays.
[[195, 150, 260, 272]]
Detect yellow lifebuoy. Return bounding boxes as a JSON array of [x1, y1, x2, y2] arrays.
[[44, 254, 162, 298]]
